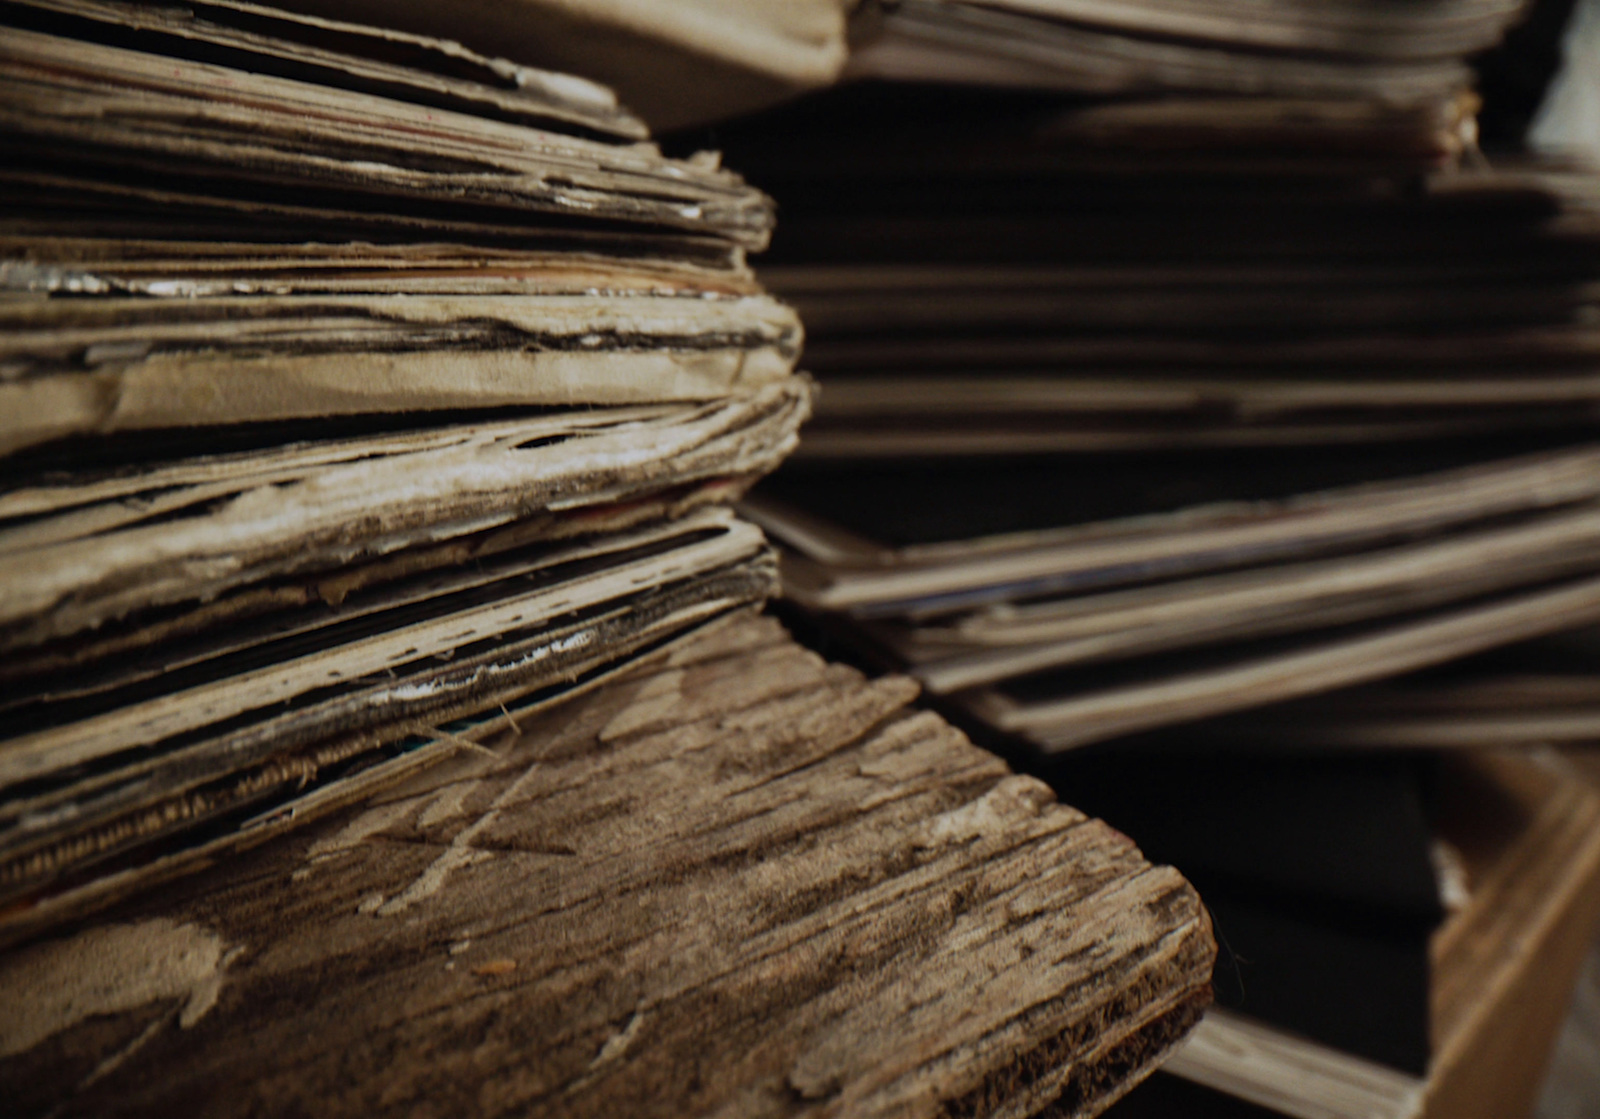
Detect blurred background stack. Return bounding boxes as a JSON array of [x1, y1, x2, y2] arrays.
[[680, 1, 1600, 1116]]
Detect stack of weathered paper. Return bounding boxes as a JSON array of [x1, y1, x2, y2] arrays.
[[748, 439, 1600, 751], [0, 0, 808, 934], [757, 148, 1600, 459], [845, 0, 1532, 108], [712, 1, 1600, 754], [270, 0, 1530, 136], [1199, 624, 1600, 751]]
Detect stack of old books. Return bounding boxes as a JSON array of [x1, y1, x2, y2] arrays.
[[0, 0, 814, 940]]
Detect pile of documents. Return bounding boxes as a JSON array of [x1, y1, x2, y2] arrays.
[[723, 0, 1600, 754], [844, 0, 1531, 107], [748, 440, 1600, 751], [0, 0, 807, 933]]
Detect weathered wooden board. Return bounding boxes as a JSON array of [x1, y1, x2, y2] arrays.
[[0, 615, 1213, 1119], [1424, 750, 1600, 1119]]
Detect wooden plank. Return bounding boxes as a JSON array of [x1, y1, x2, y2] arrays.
[[0, 615, 1213, 1118], [1423, 750, 1600, 1119]]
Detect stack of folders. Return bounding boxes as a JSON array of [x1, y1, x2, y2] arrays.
[[0, 0, 808, 944], [706, 1, 1600, 1116]]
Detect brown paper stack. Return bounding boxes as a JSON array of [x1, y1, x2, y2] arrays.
[[706, 5, 1600, 754], [0, 0, 810, 939]]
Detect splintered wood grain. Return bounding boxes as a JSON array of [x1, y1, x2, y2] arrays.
[[0, 616, 1212, 1119]]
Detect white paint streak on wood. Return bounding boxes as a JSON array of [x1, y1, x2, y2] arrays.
[[0, 918, 232, 1056], [376, 751, 550, 916], [598, 668, 685, 741], [418, 781, 478, 828], [923, 774, 1055, 845], [77, 1015, 167, 1091], [589, 1011, 647, 1070], [306, 796, 425, 862]]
